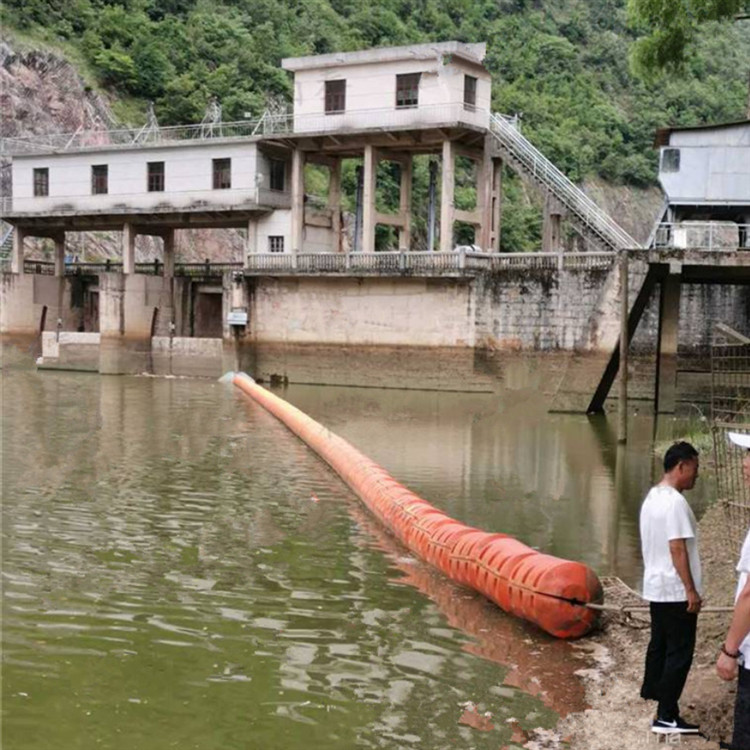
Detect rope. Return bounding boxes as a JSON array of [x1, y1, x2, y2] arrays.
[[584, 602, 733, 614]]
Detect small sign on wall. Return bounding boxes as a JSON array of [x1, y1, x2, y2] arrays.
[[227, 308, 248, 326]]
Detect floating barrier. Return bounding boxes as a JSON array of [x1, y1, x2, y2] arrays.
[[230, 372, 603, 638]]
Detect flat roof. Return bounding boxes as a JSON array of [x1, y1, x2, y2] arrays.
[[282, 41, 487, 72], [654, 119, 750, 147]]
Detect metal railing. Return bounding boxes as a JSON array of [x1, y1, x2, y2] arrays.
[[23, 259, 55, 275], [488, 113, 639, 251], [652, 222, 749, 251]]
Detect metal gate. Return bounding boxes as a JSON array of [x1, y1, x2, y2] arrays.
[[711, 323, 750, 549]]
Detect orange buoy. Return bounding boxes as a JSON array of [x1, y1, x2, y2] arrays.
[[231, 373, 602, 638]]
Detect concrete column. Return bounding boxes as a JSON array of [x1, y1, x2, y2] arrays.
[[291, 149, 305, 254], [53, 233, 66, 277], [655, 267, 682, 414], [491, 159, 502, 252], [122, 223, 136, 275], [245, 218, 258, 262], [398, 156, 412, 251], [11, 226, 25, 274], [542, 197, 563, 255], [328, 159, 342, 253], [362, 144, 377, 254], [440, 139, 455, 253], [478, 143, 494, 251], [163, 229, 175, 279]]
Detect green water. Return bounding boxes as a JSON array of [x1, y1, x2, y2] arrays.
[[1, 363, 715, 749]]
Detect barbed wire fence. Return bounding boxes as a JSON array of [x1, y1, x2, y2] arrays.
[[711, 323, 750, 550]]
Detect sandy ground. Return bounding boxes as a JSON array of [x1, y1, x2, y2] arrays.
[[543, 503, 737, 750]]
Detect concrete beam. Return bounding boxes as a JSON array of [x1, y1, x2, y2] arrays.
[[398, 157, 413, 251], [122, 223, 136, 275], [492, 159, 502, 252], [328, 159, 342, 253], [53, 233, 66, 277], [655, 269, 682, 414], [163, 229, 175, 279], [542, 199, 563, 255], [11, 227, 25, 274], [440, 139, 455, 253], [454, 209, 481, 227], [245, 218, 258, 261], [362, 144, 377, 254], [291, 148, 305, 253]]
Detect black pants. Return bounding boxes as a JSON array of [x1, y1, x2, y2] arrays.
[[730, 666, 750, 750], [640, 601, 697, 721]]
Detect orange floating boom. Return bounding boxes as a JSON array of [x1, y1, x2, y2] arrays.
[[231, 373, 602, 638]]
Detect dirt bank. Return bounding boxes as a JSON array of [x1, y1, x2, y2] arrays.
[[556, 502, 737, 750]]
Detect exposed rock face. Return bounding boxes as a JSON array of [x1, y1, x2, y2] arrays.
[[1, 36, 244, 262]]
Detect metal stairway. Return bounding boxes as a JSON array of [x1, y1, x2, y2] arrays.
[[0, 224, 13, 268], [489, 113, 640, 252]]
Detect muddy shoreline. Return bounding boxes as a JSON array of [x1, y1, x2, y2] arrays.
[[555, 502, 737, 750]]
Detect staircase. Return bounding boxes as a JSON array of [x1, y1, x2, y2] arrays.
[[489, 113, 640, 252]]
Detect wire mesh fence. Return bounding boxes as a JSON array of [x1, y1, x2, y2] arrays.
[[711, 323, 750, 550]]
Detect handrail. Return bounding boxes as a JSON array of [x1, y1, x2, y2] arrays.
[[488, 113, 639, 251]]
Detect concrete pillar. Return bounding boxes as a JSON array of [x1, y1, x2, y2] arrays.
[[122, 223, 136, 275], [11, 226, 25, 274], [245, 218, 258, 262], [491, 159, 502, 252], [542, 197, 563, 255], [362, 144, 377, 254], [328, 159, 342, 253], [440, 139, 455, 253], [655, 267, 682, 414], [163, 229, 175, 279], [398, 156, 412, 251], [291, 149, 305, 254], [53, 233, 66, 277], [478, 142, 494, 251]]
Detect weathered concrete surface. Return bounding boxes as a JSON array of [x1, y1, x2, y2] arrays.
[[248, 277, 476, 347], [0, 273, 81, 335], [152, 336, 223, 378], [38, 331, 100, 371]]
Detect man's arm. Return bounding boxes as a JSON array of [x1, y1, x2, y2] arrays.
[[669, 538, 702, 613], [717, 576, 750, 681]]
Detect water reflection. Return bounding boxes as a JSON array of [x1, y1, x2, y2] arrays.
[[1, 364, 715, 749]]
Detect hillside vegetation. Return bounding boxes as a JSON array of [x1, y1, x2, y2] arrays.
[[2, 0, 749, 250]]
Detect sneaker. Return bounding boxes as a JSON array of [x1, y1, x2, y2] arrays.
[[651, 717, 701, 734]]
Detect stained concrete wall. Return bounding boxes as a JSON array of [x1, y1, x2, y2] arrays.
[[38, 331, 100, 371], [248, 276, 476, 347], [0, 273, 81, 335]]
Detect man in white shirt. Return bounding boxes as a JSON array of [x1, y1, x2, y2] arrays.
[[716, 431, 750, 750], [640, 441, 702, 735]]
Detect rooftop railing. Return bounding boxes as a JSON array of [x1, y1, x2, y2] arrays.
[[651, 222, 749, 251]]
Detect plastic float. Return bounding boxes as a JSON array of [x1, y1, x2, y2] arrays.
[[227, 372, 603, 638]]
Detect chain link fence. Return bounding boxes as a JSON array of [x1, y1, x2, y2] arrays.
[[711, 323, 750, 550]]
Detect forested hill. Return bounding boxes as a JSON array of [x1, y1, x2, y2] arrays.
[[2, 0, 749, 248]]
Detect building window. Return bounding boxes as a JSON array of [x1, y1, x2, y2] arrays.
[[213, 158, 231, 189], [662, 148, 680, 173], [325, 80, 346, 114], [33, 168, 49, 197], [268, 236, 285, 253], [147, 161, 165, 192], [269, 159, 285, 191], [396, 73, 420, 109], [463, 75, 477, 111], [92, 164, 108, 195]]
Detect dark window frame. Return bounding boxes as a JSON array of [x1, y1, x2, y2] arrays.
[[91, 164, 108, 195], [213, 158, 231, 190], [325, 80, 346, 114], [396, 73, 420, 109], [269, 158, 286, 191], [463, 75, 477, 111], [661, 148, 680, 173], [147, 161, 165, 192], [33, 167, 49, 197], [268, 236, 285, 253]]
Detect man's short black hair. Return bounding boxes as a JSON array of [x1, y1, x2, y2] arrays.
[[664, 441, 699, 472]]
